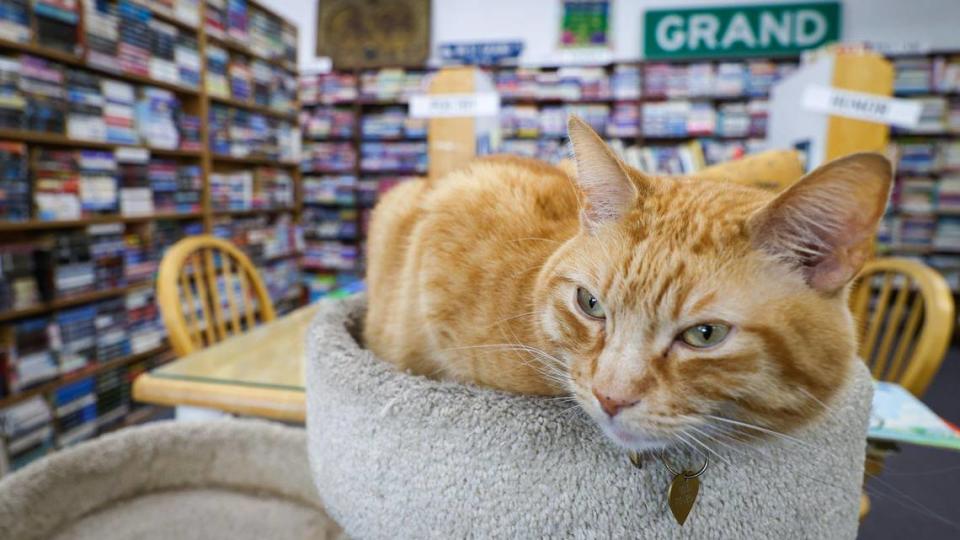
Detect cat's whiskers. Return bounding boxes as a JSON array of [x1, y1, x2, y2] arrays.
[[483, 310, 543, 332], [679, 430, 731, 466], [702, 414, 813, 450], [684, 423, 747, 458]]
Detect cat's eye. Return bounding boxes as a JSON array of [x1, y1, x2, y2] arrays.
[[679, 323, 730, 348], [576, 287, 605, 319]]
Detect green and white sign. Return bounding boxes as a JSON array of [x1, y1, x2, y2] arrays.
[[644, 2, 842, 60]]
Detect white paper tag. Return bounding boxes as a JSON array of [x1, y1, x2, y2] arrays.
[[409, 93, 501, 119], [802, 85, 923, 128]]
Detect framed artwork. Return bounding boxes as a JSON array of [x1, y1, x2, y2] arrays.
[[559, 0, 611, 49], [316, 0, 431, 69]]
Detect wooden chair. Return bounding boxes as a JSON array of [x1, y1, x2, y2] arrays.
[[850, 257, 955, 522], [850, 257, 954, 396], [157, 235, 277, 356]]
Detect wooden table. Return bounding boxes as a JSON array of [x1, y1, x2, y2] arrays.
[[132, 304, 320, 422]]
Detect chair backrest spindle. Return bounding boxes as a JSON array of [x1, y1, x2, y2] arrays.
[[158, 235, 277, 356]]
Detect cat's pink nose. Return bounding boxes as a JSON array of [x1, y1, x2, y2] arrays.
[[592, 388, 638, 418]]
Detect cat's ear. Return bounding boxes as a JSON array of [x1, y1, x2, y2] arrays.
[[568, 116, 644, 232], [747, 153, 892, 293]]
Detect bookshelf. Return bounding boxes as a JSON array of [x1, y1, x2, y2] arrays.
[[0, 0, 301, 474], [878, 51, 960, 290], [298, 59, 798, 298]]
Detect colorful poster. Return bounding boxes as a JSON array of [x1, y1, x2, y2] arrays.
[[559, 0, 611, 49]]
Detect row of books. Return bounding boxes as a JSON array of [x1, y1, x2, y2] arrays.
[[301, 240, 359, 273], [301, 61, 795, 105], [890, 175, 960, 215], [0, 0, 30, 44], [878, 215, 960, 253], [501, 104, 610, 138], [208, 104, 298, 161], [302, 207, 357, 242], [499, 139, 568, 164], [211, 214, 303, 307], [0, 285, 165, 396], [149, 0, 201, 26], [302, 175, 414, 208], [896, 140, 960, 174], [495, 65, 640, 101], [301, 106, 354, 139], [301, 142, 356, 173], [0, 221, 201, 312], [4, 145, 203, 222], [360, 142, 427, 173], [643, 61, 796, 99], [361, 107, 426, 140], [0, 54, 201, 149], [17, 1, 78, 54], [205, 0, 296, 67], [641, 100, 769, 139], [892, 97, 960, 135], [359, 69, 427, 102], [83, 0, 201, 89], [0, 141, 27, 220], [300, 72, 357, 105], [209, 167, 294, 211], [206, 45, 296, 110], [0, 353, 165, 473], [893, 55, 960, 94]]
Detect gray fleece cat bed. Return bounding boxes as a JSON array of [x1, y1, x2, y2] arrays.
[[307, 294, 873, 539], [0, 419, 343, 540]]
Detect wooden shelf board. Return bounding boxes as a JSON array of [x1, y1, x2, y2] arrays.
[[208, 94, 297, 121], [211, 208, 294, 217], [0, 38, 200, 96], [0, 128, 203, 156], [301, 100, 357, 107], [211, 154, 299, 167], [0, 280, 154, 324], [303, 134, 355, 142], [0, 345, 171, 409], [360, 168, 426, 175], [639, 134, 762, 142], [0, 213, 203, 232], [891, 132, 960, 138], [148, 9, 198, 32], [206, 34, 298, 73]]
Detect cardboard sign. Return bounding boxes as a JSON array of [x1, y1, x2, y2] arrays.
[[409, 93, 501, 119], [802, 85, 923, 128], [644, 2, 841, 60]]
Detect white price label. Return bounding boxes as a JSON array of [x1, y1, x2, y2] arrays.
[[802, 85, 923, 128], [409, 93, 501, 119]]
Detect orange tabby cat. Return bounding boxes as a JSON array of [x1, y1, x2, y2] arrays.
[[364, 117, 891, 451]]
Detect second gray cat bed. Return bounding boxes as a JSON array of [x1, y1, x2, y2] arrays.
[[307, 294, 872, 539]]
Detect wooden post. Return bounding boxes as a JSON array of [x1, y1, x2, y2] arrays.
[[425, 66, 499, 181]]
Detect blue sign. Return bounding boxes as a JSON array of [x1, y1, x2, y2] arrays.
[[439, 41, 524, 66]]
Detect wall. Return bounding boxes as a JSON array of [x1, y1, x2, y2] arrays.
[[260, 0, 960, 70]]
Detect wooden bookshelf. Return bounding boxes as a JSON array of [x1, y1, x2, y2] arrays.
[[211, 154, 299, 167], [0, 37, 200, 96], [0, 129, 202, 156], [208, 95, 298, 121], [0, 345, 172, 409], [0, 280, 155, 324], [0, 1, 303, 461], [0, 212, 203, 232]]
